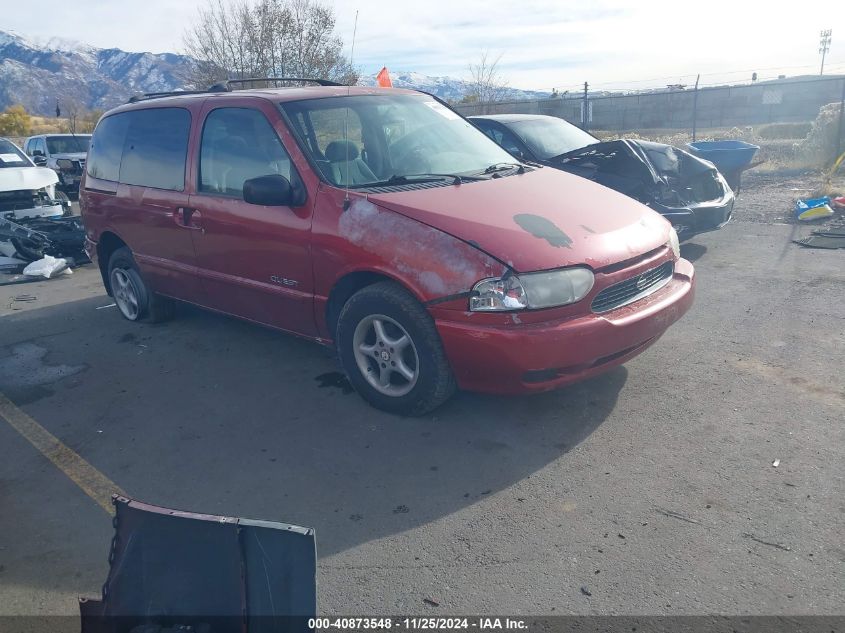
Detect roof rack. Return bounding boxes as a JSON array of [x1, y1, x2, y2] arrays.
[[127, 77, 344, 103], [127, 90, 209, 103], [209, 77, 344, 91]]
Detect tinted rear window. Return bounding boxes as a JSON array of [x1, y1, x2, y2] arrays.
[[120, 108, 191, 190], [87, 108, 191, 190], [87, 113, 130, 182]]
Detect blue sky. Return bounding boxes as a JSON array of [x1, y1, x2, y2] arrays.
[[3, 0, 845, 91]]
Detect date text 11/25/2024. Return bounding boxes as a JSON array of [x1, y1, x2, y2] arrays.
[[309, 618, 528, 630]]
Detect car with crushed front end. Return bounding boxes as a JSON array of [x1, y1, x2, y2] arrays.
[[470, 114, 734, 241], [80, 80, 695, 415], [0, 137, 82, 261]]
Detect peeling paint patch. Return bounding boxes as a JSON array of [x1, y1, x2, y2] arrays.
[[339, 198, 497, 296], [513, 213, 572, 249]]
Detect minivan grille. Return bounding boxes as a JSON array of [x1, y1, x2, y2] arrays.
[[591, 261, 674, 313]]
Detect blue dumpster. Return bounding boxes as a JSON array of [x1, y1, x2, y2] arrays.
[[687, 140, 760, 192]]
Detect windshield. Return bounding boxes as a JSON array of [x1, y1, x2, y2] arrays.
[[281, 94, 516, 187], [0, 139, 32, 168], [508, 117, 598, 160], [46, 135, 92, 154]]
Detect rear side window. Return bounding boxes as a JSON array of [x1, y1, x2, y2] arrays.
[[120, 108, 191, 190], [87, 114, 130, 182]]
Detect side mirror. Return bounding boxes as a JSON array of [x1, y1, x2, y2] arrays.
[[33, 155, 48, 166], [32, 149, 44, 157], [243, 174, 297, 206]]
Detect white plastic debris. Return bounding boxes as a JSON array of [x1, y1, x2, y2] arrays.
[[772, 459, 780, 468], [22, 255, 70, 279]]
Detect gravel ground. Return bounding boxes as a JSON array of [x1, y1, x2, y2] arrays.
[[0, 174, 843, 618], [730, 170, 844, 225]]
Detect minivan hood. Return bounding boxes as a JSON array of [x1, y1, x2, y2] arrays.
[[367, 167, 670, 272], [0, 166, 58, 192]]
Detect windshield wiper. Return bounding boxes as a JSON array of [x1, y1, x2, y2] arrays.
[[482, 162, 526, 175], [349, 173, 484, 188]]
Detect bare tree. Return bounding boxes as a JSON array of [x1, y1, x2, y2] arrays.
[[56, 98, 100, 134], [183, 0, 358, 89], [467, 51, 509, 113]]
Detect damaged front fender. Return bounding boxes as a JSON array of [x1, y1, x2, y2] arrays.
[[329, 195, 509, 307]]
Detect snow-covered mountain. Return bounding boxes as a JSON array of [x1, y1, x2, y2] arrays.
[[0, 31, 548, 115], [0, 31, 193, 115], [358, 70, 550, 102]]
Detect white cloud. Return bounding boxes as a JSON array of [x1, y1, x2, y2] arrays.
[[3, 0, 845, 90]]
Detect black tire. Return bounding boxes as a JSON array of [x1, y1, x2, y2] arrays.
[[107, 247, 175, 323], [336, 281, 456, 416]]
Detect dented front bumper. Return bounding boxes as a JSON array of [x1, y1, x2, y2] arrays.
[[436, 258, 695, 394]]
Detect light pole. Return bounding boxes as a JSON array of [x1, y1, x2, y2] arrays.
[[819, 29, 832, 75]]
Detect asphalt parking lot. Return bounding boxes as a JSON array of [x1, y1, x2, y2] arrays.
[[1, 190, 843, 616]]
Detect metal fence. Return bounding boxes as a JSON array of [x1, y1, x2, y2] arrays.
[[454, 75, 845, 144]]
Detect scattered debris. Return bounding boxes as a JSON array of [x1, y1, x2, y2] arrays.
[[423, 598, 440, 607], [95, 303, 117, 310], [793, 235, 845, 249], [655, 508, 701, 525], [0, 214, 88, 263], [742, 532, 791, 551], [794, 196, 834, 221], [0, 273, 42, 287], [22, 255, 71, 279], [0, 256, 27, 274], [580, 586, 592, 596], [772, 459, 780, 468], [7, 294, 37, 310], [393, 504, 410, 514], [793, 218, 845, 249]]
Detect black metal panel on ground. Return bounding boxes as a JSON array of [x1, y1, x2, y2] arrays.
[[80, 496, 316, 633]]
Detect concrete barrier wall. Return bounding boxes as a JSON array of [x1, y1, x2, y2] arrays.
[[455, 75, 845, 132]]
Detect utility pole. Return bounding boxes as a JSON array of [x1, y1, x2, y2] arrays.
[[692, 74, 700, 142], [582, 81, 589, 131], [819, 29, 832, 75]]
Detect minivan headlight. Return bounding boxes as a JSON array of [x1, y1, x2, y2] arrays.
[[470, 267, 594, 311], [667, 227, 680, 259]]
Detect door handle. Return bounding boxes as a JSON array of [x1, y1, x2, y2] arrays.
[[175, 207, 204, 232]]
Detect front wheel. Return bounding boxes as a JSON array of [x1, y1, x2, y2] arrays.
[[337, 281, 456, 416]]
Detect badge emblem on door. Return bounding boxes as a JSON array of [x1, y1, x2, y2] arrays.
[[270, 276, 299, 287]]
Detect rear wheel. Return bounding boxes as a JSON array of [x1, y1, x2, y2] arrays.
[[107, 247, 174, 323], [337, 281, 456, 415]]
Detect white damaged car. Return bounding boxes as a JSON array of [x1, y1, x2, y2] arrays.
[[0, 137, 83, 262], [0, 137, 69, 220]]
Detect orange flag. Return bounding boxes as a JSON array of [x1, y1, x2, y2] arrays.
[[376, 66, 393, 88]]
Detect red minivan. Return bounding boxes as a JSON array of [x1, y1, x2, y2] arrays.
[[81, 82, 695, 415]]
